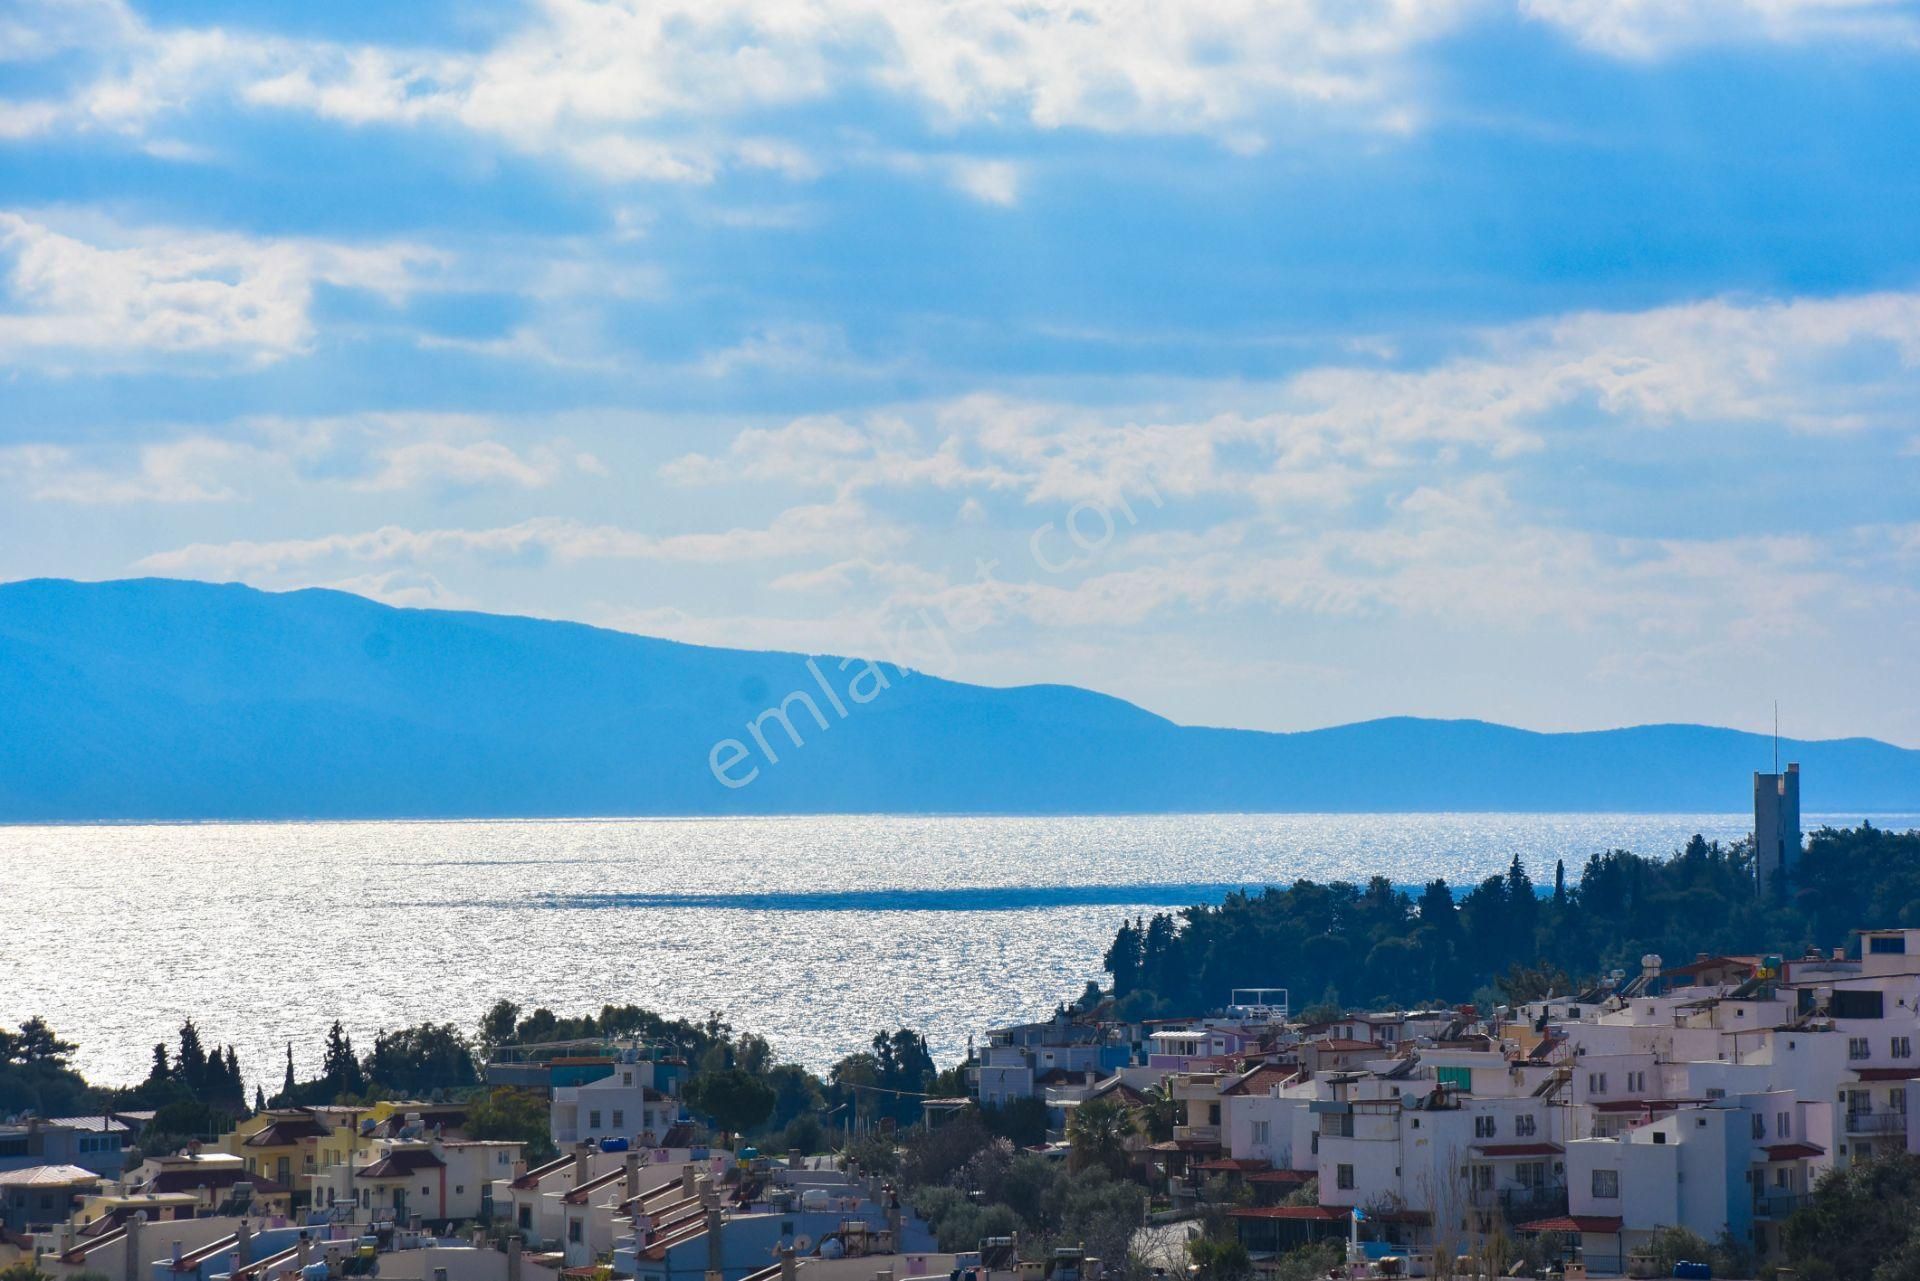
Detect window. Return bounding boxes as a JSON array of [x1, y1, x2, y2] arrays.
[[1834, 991, 1885, 1020], [1850, 1039, 1871, 1061], [1894, 1037, 1913, 1060], [455, 1185, 465, 1195], [1870, 935, 1907, 955], [1592, 1169, 1620, 1199], [1474, 1115, 1496, 1138], [1846, 1090, 1871, 1116], [589, 1110, 602, 1128], [1894, 1091, 1909, 1116], [1753, 1114, 1766, 1140], [613, 1110, 625, 1129], [519, 1207, 533, 1231], [1588, 1073, 1608, 1094], [623, 1072, 634, 1085], [1627, 1071, 1646, 1093], [1251, 1120, 1270, 1145], [1336, 1164, 1355, 1190], [569, 1220, 583, 1244], [1777, 1112, 1792, 1138], [1515, 1114, 1536, 1138], [1473, 1165, 1493, 1191]]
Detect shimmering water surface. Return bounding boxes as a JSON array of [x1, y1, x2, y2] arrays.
[[3, 812, 1911, 1088]]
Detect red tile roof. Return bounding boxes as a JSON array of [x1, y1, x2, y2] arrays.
[[1228, 1205, 1342, 1221], [1762, 1143, 1826, 1161], [1193, 1158, 1270, 1172], [1248, 1169, 1316, 1184], [1518, 1215, 1622, 1235], [355, 1149, 445, 1179]]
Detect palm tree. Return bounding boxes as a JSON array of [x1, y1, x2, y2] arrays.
[[1139, 1084, 1178, 1143], [1067, 1097, 1131, 1177]]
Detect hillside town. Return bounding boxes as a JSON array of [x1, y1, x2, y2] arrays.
[[3, 914, 1917, 1281]]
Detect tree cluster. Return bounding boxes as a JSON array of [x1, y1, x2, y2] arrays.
[[1103, 824, 1919, 1014]]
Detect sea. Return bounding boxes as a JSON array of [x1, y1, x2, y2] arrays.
[[4, 811, 1914, 1090]]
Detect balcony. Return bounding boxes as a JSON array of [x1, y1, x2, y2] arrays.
[[1469, 1184, 1568, 1223], [1173, 1124, 1221, 1144], [1845, 1112, 1907, 1136], [1754, 1193, 1809, 1219]]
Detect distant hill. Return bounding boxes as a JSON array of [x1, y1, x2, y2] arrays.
[[1, 577, 1916, 822]]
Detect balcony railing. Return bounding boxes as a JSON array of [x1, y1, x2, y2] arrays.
[[1846, 1112, 1907, 1136], [1754, 1193, 1809, 1219], [1470, 1185, 1569, 1223], [1173, 1124, 1221, 1143]]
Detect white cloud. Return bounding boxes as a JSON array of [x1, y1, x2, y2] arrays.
[[0, 211, 440, 365], [22, 0, 1901, 195], [1519, 0, 1920, 57], [664, 287, 1920, 513], [133, 499, 904, 579], [0, 439, 245, 503]]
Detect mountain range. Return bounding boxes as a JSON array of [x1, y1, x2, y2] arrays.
[[2, 577, 1916, 822]]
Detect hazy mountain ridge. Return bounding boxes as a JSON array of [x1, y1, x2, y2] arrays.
[[2, 577, 1915, 821]]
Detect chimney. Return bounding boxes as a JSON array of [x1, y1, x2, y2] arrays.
[[1834, 948, 1847, 961], [123, 1212, 143, 1281], [705, 1204, 724, 1277], [296, 1234, 312, 1271], [236, 1219, 253, 1267], [172, 1241, 184, 1268], [625, 1150, 641, 1201], [574, 1144, 593, 1183], [780, 1246, 797, 1281], [507, 1237, 523, 1281], [683, 1164, 699, 1197]]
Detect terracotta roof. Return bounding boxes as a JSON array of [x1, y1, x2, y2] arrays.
[[1220, 1065, 1298, 1097], [1228, 1205, 1341, 1221], [1193, 1158, 1270, 1172], [1518, 1215, 1622, 1234], [512, 1155, 573, 1189], [245, 1116, 331, 1147], [1473, 1143, 1563, 1158], [1146, 1139, 1220, 1153], [1248, 1169, 1316, 1184], [564, 1168, 626, 1204], [355, 1149, 445, 1179], [1308, 1038, 1378, 1053], [148, 1169, 288, 1195], [1762, 1142, 1826, 1161]]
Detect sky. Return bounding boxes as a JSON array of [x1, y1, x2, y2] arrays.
[[2, 0, 1918, 746]]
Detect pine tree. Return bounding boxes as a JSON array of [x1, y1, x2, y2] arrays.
[[279, 1042, 296, 1104], [322, 1021, 365, 1099], [177, 1020, 209, 1099], [145, 1042, 172, 1091]]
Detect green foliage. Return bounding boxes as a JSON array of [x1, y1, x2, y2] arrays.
[[1065, 1097, 1130, 1178], [1645, 1226, 1712, 1273], [1188, 1236, 1251, 1281], [465, 1087, 557, 1164], [363, 1022, 480, 1096], [1268, 1242, 1342, 1281], [0, 1017, 92, 1115], [684, 1067, 777, 1140], [0, 1262, 56, 1281], [1785, 1151, 1920, 1281], [900, 1111, 993, 1189], [981, 1097, 1050, 1149], [1104, 825, 1917, 1012], [844, 1134, 900, 1177]]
